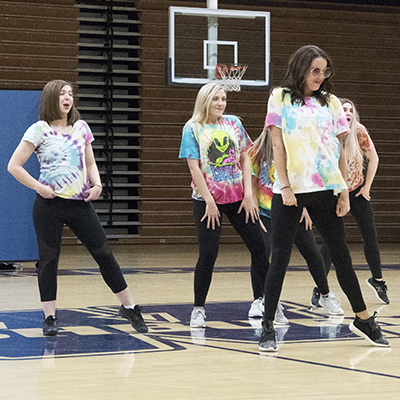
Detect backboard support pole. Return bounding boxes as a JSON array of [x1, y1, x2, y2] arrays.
[[207, 0, 218, 80]]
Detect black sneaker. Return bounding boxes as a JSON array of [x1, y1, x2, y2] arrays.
[[258, 320, 277, 352], [311, 287, 322, 307], [0, 262, 18, 271], [43, 315, 58, 336], [119, 305, 148, 333], [366, 278, 389, 304], [349, 312, 390, 347]]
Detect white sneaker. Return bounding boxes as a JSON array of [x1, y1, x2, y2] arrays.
[[319, 293, 344, 315], [248, 297, 264, 318], [274, 301, 289, 325], [190, 307, 206, 328]]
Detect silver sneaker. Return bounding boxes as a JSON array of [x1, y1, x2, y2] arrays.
[[190, 307, 206, 328], [248, 297, 264, 318], [274, 301, 289, 325], [319, 292, 344, 315]]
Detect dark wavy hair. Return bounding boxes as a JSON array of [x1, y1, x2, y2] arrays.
[[40, 80, 80, 125], [281, 45, 334, 107]]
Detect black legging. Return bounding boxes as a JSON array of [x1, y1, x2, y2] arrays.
[[260, 215, 329, 295], [33, 195, 127, 302], [193, 199, 268, 306], [264, 190, 366, 321], [320, 186, 382, 279]]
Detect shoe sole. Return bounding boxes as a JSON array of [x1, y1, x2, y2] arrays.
[[248, 313, 263, 318], [43, 330, 58, 336], [190, 318, 206, 328], [321, 308, 344, 316], [349, 322, 390, 347], [190, 323, 206, 328], [366, 279, 390, 304], [274, 319, 289, 326], [314, 304, 344, 316], [258, 344, 278, 352]]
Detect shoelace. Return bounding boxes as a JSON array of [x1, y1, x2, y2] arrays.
[[193, 309, 205, 319], [276, 302, 284, 314], [261, 322, 276, 338], [376, 281, 388, 292], [365, 311, 382, 333]]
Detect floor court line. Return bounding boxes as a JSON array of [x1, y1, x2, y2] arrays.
[[1, 243, 399, 399]]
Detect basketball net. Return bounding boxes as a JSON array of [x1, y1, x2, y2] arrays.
[[216, 64, 248, 91]]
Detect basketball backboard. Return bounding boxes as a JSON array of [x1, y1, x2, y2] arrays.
[[167, 7, 271, 89]]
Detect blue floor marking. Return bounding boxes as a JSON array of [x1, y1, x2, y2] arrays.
[[1, 301, 398, 365]]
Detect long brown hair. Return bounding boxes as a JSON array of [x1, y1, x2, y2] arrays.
[[40, 80, 80, 125], [281, 45, 334, 107]]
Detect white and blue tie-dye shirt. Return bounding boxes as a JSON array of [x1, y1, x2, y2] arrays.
[[265, 87, 349, 195], [22, 120, 94, 200]]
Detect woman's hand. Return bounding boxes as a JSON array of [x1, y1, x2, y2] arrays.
[[259, 217, 267, 232], [355, 186, 371, 201], [84, 185, 102, 202], [238, 194, 259, 224], [300, 207, 312, 230], [37, 183, 56, 199], [282, 187, 297, 207], [201, 199, 221, 230], [336, 190, 350, 217]]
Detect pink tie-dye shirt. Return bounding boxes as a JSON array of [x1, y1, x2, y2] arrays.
[[265, 88, 349, 195], [179, 115, 252, 204]]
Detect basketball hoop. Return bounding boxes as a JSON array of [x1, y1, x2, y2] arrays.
[[216, 63, 248, 91]]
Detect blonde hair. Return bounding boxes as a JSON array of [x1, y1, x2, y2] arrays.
[[340, 98, 364, 170], [248, 126, 273, 172], [189, 82, 226, 125], [40, 80, 80, 125]]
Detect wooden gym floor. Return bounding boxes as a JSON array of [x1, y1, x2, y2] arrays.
[[0, 242, 399, 400]]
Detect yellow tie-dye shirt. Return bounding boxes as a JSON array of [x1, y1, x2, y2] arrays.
[[265, 88, 349, 195]]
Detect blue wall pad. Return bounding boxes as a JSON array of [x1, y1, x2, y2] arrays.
[[0, 90, 41, 262]]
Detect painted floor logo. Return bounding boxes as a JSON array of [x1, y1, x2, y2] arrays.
[[0, 302, 395, 360]]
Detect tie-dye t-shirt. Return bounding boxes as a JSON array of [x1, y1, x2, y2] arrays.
[[22, 120, 94, 200], [251, 157, 274, 218], [265, 88, 349, 195], [179, 115, 252, 204], [346, 123, 375, 192]]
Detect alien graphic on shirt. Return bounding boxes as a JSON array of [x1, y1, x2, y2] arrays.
[[207, 130, 239, 182]]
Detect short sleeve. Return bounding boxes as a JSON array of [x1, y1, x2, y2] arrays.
[[330, 95, 350, 137], [21, 121, 46, 148], [357, 124, 375, 154], [265, 88, 283, 129], [77, 120, 94, 145], [179, 121, 200, 160], [233, 116, 252, 152]]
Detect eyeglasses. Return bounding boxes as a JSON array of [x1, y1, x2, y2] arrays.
[[309, 67, 332, 79]]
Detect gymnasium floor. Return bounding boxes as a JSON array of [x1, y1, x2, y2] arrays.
[[0, 242, 399, 400]]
